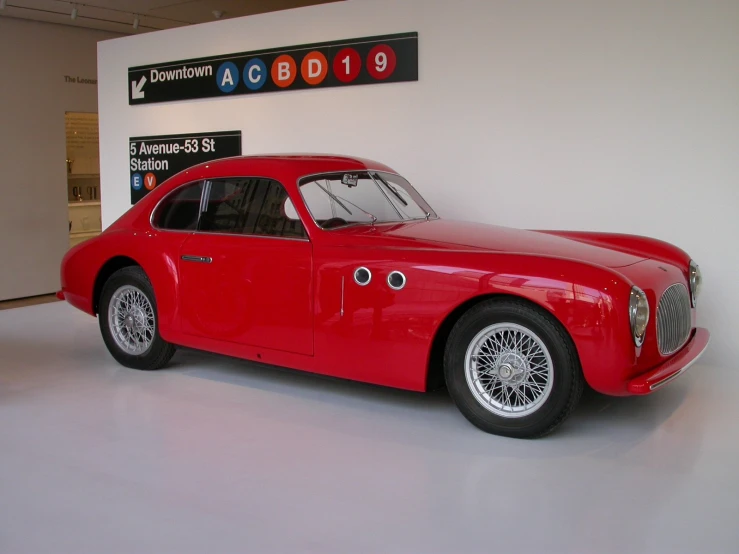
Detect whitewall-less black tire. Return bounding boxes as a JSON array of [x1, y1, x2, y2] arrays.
[[98, 266, 175, 370], [444, 298, 583, 438]]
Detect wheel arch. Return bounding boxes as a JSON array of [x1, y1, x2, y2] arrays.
[[93, 256, 142, 314], [425, 292, 581, 391]]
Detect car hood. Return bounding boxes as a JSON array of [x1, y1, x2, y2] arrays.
[[374, 219, 645, 269]]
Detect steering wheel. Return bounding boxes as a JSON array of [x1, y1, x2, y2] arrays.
[[321, 217, 349, 229]]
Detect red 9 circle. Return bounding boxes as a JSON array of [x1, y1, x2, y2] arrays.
[[366, 44, 397, 80]]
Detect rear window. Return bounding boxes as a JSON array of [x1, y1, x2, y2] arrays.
[[152, 181, 203, 230]]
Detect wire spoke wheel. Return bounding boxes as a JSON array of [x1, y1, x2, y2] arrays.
[[465, 322, 554, 418], [107, 285, 155, 356]]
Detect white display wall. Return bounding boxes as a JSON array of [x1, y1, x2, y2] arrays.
[[97, 0, 739, 366]]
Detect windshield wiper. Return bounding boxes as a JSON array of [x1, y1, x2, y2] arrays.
[[313, 180, 352, 216], [373, 173, 408, 206], [334, 195, 377, 225], [313, 180, 377, 225]]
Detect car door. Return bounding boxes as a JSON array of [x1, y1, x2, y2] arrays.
[[149, 179, 207, 335], [177, 177, 313, 356]]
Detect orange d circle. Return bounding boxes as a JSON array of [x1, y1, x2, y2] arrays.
[[271, 54, 297, 88], [301, 51, 328, 86]]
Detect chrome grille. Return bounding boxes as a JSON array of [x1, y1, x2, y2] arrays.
[[656, 283, 692, 355]]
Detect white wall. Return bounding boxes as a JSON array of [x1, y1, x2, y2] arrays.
[[97, 0, 739, 366], [0, 17, 119, 301]]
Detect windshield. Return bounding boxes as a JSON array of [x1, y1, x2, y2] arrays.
[[289, 171, 436, 229]]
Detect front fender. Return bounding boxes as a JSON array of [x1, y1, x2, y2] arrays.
[[414, 250, 639, 394]]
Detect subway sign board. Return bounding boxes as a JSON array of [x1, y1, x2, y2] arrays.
[[128, 32, 418, 105], [129, 130, 242, 204]]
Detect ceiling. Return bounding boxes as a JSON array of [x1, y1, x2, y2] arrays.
[[0, 0, 341, 35]]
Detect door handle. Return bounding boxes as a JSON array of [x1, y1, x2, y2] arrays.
[[181, 255, 212, 263]]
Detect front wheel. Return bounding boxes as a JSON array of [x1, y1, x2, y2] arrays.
[[444, 299, 583, 438], [99, 266, 175, 370]]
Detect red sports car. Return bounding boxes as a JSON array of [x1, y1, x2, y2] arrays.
[[59, 155, 709, 438]]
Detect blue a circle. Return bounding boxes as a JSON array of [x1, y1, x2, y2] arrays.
[[131, 173, 142, 190], [216, 62, 239, 93], [244, 58, 266, 91]]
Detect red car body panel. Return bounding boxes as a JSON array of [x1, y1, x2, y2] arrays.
[[59, 155, 709, 396]]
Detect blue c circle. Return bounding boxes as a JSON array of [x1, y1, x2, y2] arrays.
[[244, 58, 266, 91], [131, 173, 142, 190], [216, 62, 239, 93]]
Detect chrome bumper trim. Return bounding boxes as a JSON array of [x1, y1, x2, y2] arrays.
[[649, 335, 711, 391]]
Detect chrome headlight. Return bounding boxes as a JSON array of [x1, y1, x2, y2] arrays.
[[689, 260, 702, 307], [629, 286, 649, 347]]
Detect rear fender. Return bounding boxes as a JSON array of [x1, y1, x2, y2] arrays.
[[61, 230, 187, 340]]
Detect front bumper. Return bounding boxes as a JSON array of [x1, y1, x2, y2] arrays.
[[627, 328, 710, 394]]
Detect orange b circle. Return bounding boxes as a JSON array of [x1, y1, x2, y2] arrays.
[[144, 172, 157, 190], [301, 51, 328, 85], [271, 54, 296, 88]]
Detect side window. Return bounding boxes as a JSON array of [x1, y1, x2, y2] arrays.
[[152, 181, 204, 230], [200, 178, 306, 238]]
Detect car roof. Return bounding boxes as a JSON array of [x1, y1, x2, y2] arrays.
[[116, 153, 422, 234], [131, 153, 403, 225], [183, 154, 398, 179]]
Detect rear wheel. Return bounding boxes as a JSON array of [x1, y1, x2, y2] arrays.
[[99, 266, 175, 370], [444, 298, 583, 438]]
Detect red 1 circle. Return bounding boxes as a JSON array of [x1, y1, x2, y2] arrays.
[[367, 44, 397, 80], [333, 48, 361, 83]]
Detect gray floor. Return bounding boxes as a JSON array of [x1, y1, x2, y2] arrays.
[[1, 302, 737, 554]]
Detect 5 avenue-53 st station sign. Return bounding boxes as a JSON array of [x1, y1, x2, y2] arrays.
[[129, 131, 242, 204], [128, 32, 418, 105]]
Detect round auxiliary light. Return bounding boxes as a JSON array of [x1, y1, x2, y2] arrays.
[[354, 267, 371, 286], [387, 271, 406, 290]]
